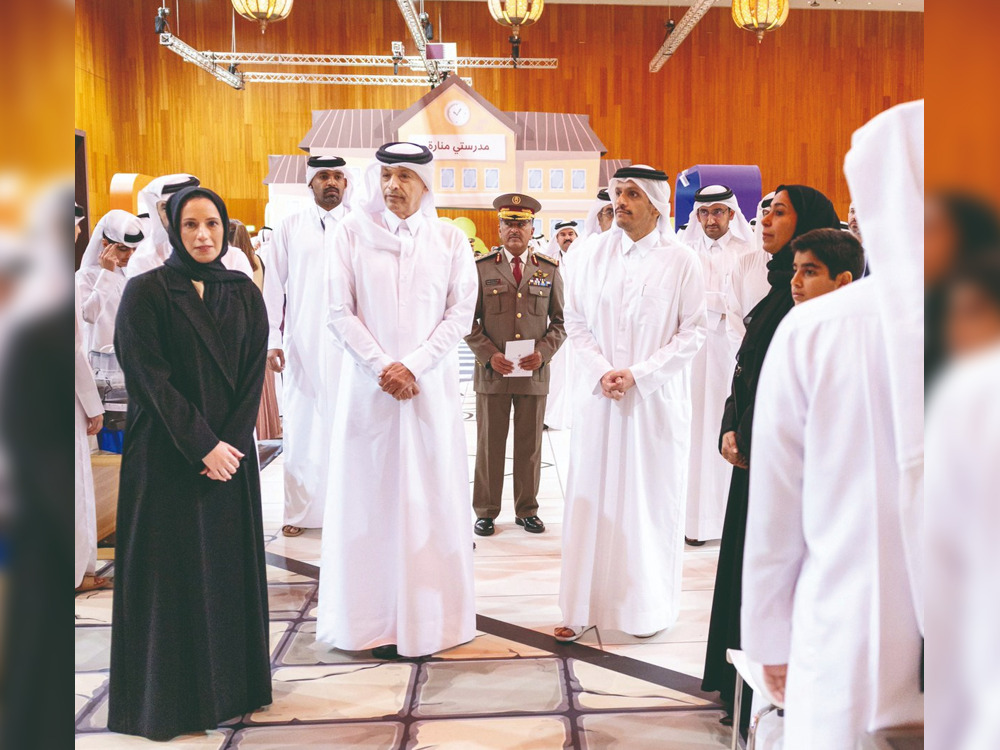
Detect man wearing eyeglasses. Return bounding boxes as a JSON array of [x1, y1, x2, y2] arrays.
[[677, 185, 764, 547]]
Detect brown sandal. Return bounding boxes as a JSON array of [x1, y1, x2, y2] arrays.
[[281, 524, 305, 537], [554, 625, 594, 643], [76, 575, 113, 593]]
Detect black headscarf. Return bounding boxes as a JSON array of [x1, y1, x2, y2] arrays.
[[764, 184, 842, 288], [163, 186, 245, 284], [726, 185, 840, 456]]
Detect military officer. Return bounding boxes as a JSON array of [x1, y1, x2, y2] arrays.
[[465, 193, 566, 536]]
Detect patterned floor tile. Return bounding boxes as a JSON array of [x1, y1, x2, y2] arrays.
[[568, 659, 713, 711], [474, 557, 562, 597], [472, 523, 564, 558], [75, 729, 230, 748], [277, 621, 379, 666], [408, 715, 571, 749], [269, 621, 291, 658], [435, 632, 552, 660], [229, 723, 403, 748], [593, 590, 714, 646], [78, 691, 109, 731], [264, 564, 313, 584], [76, 673, 108, 718], [577, 710, 730, 749], [266, 583, 315, 617], [75, 589, 114, 625], [413, 659, 566, 717], [474, 594, 562, 633], [76, 626, 112, 671], [249, 664, 415, 723], [603, 641, 709, 679]]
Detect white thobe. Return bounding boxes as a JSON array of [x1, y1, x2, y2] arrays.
[[560, 227, 707, 634], [685, 231, 765, 541], [317, 208, 478, 657], [75, 313, 104, 587], [927, 345, 1000, 750], [543, 247, 575, 430], [76, 266, 126, 354], [261, 203, 346, 528], [742, 280, 923, 750]]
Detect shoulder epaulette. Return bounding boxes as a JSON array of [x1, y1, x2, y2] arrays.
[[476, 250, 500, 263], [533, 252, 560, 267]]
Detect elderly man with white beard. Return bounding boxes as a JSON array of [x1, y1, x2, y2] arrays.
[[317, 142, 478, 660], [555, 165, 707, 643]]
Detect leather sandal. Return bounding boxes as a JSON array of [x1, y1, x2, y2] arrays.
[[554, 625, 594, 643], [281, 524, 305, 537]]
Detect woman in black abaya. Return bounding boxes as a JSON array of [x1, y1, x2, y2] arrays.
[[108, 187, 272, 740], [702, 185, 841, 725]]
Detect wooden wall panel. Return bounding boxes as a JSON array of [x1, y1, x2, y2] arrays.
[[75, 1, 922, 228]]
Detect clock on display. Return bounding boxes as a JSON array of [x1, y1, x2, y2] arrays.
[[445, 101, 471, 127]]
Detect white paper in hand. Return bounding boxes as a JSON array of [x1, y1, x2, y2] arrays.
[[504, 339, 535, 377]]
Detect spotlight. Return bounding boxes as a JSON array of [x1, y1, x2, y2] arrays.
[[228, 63, 239, 75], [419, 11, 433, 41], [154, 5, 170, 34]]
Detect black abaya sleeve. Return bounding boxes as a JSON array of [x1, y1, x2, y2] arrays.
[[215, 286, 269, 448], [734, 400, 754, 459], [115, 277, 221, 466], [719, 390, 737, 451]]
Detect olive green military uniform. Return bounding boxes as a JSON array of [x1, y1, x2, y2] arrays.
[[464, 249, 566, 520]]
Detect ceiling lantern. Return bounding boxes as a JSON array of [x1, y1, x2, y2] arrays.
[[231, 0, 294, 34], [732, 0, 789, 43], [487, 0, 545, 64]]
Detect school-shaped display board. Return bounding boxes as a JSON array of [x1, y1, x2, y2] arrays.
[[263, 77, 631, 240]]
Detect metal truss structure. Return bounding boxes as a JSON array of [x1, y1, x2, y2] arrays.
[[202, 52, 558, 70], [648, 0, 714, 73], [241, 71, 473, 86], [159, 33, 245, 89], [395, 0, 441, 84], [158, 2, 557, 89]]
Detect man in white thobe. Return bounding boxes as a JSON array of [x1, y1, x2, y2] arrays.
[[318, 142, 477, 658], [544, 220, 579, 432], [576, 189, 614, 245], [676, 185, 764, 544], [127, 173, 253, 279], [557, 165, 707, 641], [76, 210, 144, 355], [74, 210, 109, 591], [741, 101, 924, 749], [262, 155, 353, 535]]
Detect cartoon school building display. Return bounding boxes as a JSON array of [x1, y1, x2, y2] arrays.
[[263, 76, 631, 240]]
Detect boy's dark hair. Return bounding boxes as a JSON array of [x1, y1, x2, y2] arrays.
[[791, 228, 866, 281]]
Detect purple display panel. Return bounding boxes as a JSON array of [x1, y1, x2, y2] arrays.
[[673, 165, 763, 227]]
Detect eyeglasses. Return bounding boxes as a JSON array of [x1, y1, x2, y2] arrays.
[[697, 207, 731, 219]]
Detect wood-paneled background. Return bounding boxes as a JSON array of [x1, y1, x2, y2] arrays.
[[75, 0, 922, 239]]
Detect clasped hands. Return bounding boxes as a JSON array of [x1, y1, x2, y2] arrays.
[[489, 350, 542, 375], [201, 441, 245, 481], [599, 369, 636, 400], [379, 362, 419, 401]]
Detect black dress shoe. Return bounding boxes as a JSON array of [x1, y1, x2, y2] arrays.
[[474, 518, 495, 536], [372, 644, 399, 660], [685, 536, 706, 547], [515, 515, 545, 534]]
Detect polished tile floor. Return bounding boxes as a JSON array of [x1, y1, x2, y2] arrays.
[[75, 385, 734, 748]]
